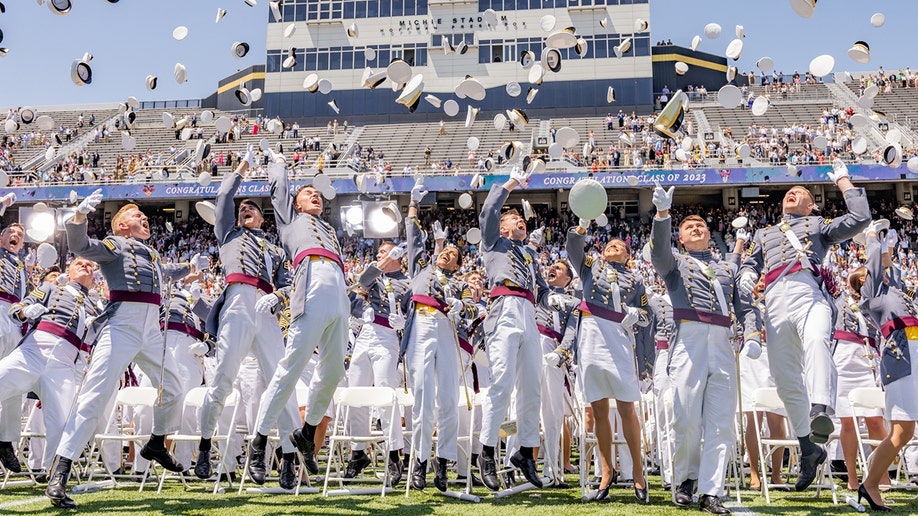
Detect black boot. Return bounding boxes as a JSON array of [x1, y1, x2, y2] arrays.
[[700, 494, 731, 514], [674, 478, 695, 507], [289, 428, 318, 474], [247, 434, 268, 485], [478, 450, 500, 491], [0, 441, 21, 473], [411, 460, 427, 490], [387, 451, 403, 488], [45, 457, 76, 509], [140, 435, 185, 473], [795, 446, 827, 491], [194, 438, 212, 479], [433, 457, 449, 492]]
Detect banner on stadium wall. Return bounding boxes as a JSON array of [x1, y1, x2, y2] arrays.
[[4, 164, 911, 201]]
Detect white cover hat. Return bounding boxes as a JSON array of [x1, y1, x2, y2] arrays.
[[569, 179, 608, 220], [704, 23, 722, 39]]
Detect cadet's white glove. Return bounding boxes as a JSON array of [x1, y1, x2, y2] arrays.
[[388, 243, 408, 260], [528, 226, 545, 247], [735, 228, 750, 242], [432, 221, 448, 241], [410, 184, 428, 203], [743, 336, 763, 360], [578, 218, 591, 231], [23, 304, 49, 320], [509, 166, 531, 184], [886, 228, 899, 249], [543, 352, 562, 368], [387, 313, 406, 330], [191, 253, 210, 272], [255, 293, 279, 313], [621, 305, 640, 330], [738, 271, 758, 296], [188, 341, 209, 358], [244, 144, 257, 169], [652, 181, 675, 211], [548, 293, 571, 311], [361, 306, 375, 323], [77, 188, 104, 215], [189, 281, 203, 302], [828, 158, 849, 184], [0, 192, 16, 216], [864, 220, 882, 236]]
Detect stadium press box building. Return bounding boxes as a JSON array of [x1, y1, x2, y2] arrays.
[[261, 0, 654, 123]]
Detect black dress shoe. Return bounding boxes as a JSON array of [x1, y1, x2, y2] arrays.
[[0, 445, 22, 473], [387, 459, 403, 488], [344, 450, 371, 479], [411, 460, 427, 490], [433, 457, 449, 492], [478, 454, 500, 491], [635, 485, 649, 503], [45, 457, 76, 509], [279, 460, 296, 490], [247, 443, 267, 485], [509, 450, 542, 488], [194, 455, 212, 480], [674, 478, 695, 507], [857, 484, 891, 512], [809, 412, 834, 445], [700, 494, 730, 514], [589, 481, 611, 502], [290, 429, 319, 474], [795, 446, 827, 491], [140, 442, 185, 473]]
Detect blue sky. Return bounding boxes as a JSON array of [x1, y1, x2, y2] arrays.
[[0, 0, 909, 108]]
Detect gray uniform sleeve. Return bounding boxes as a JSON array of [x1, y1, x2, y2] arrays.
[[650, 216, 678, 279], [566, 229, 587, 273], [162, 263, 192, 282], [406, 215, 428, 277], [215, 172, 243, 243], [740, 228, 765, 276], [863, 235, 883, 299], [821, 187, 870, 244], [66, 221, 119, 263], [480, 184, 510, 252], [359, 264, 384, 289], [268, 162, 296, 227]]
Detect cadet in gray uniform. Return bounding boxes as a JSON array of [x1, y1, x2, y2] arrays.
[[249, 156, 348, 486], [738, 161, 869, 491], [477, 168, 551, 491], [651, 185, 757, 514], [566, 224, 648, 502], [0, 258, 98, 473], [195, 151, 301, 490], [346, 240, 411, 486], [403, 186, 478, 492], [0, 222, 27, 472], [648, 286, 675, 489], [46, 194, 202, 509], [855, 223, 918, 510]]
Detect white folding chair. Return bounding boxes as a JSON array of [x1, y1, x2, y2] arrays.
[[157, 387, 240, 494], [322, 386, 398, 497], [1, 400, 43, 489], [751, 387, 837, 504], [83, 386, 160, 491]]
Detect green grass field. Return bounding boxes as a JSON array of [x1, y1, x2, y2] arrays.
[[1, 474, 916, 515]]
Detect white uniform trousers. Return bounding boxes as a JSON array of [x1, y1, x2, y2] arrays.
[[539, 334, 567, 481], [348, 322, 402, 451], [407, 308, 460, 462], [256, 259, 347, 435], [480, 296, 542, 448], [202, 284, 299, 454], [0, 330, 85, 469], [832, 340, 880, 418], [0, 300, 24, 444], [885, 340, 918, 420], [168, 330, 205, 467], [765, 273, 836, 437], [652, 347, 674, 484], [669, 322, 736, 497], [57, 301, 184, 461]]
